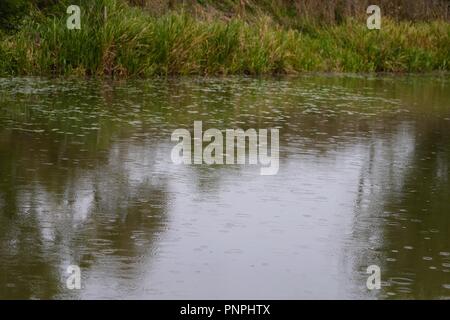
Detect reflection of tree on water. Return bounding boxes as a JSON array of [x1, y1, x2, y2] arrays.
[[0, 128, 169, 299], [378, 117, 450, 299], [349, 110, 450, 297]]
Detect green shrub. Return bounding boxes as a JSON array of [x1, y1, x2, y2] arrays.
[[0, 0, 29, 31]]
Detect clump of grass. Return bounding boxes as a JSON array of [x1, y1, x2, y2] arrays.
[[0, 0, 449, 77]]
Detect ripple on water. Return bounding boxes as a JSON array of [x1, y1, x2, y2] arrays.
[[390, 277, 414, 286], [396, 287, 413, 294]]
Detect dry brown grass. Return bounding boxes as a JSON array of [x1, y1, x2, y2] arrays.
[[126, 0, 450, 24], [294, 0, 450, 23]]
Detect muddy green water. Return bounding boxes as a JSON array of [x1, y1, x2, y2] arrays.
[[0, 75, 449, 299]]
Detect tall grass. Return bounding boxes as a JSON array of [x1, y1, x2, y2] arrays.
[[0, 0, 449, 77]]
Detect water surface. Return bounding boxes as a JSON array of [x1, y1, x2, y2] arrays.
[[0, 75, 449, 299]]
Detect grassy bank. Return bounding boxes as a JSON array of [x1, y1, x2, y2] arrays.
[[1, 0, 450, 77]]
